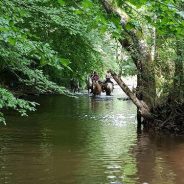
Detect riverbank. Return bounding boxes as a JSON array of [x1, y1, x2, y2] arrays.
[[151, 102, 184, 135]]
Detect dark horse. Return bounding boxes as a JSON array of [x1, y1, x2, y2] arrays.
[[70, 78, 79, 93], [102, 82, 113, 96]]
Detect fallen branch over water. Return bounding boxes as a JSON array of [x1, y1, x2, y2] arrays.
[[110, 70, 153, 119]]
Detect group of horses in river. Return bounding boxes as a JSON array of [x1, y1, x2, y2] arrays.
[[87, 76, 113, 96], [70, 77, 113, 96]]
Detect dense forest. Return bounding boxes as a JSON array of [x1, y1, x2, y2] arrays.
[[0, 0, 184, 133]]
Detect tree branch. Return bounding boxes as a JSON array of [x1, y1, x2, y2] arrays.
[[110, 70, 152, 119]]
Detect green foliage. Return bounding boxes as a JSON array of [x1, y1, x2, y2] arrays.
[[0, 0, 94, 122], [0, 87, 38, 124], [0, 0, 111, 123]]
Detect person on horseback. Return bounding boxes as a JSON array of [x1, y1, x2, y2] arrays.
[[102, 70, 114, 95], [92, 71, 99, 82], [105, 70, 114, 85], [91, 72, 101, 96]]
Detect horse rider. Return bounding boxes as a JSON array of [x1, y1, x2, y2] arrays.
[[104, 70, 114, 85], [92, 71, 99, 82], [90, 71, 100, 94]]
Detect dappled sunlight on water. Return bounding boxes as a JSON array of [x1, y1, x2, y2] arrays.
[[80, 113, 136, 127]]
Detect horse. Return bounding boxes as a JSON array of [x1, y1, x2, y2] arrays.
[[103, 82, 113, 96], [70, 78, 79, 93], [87, 76, 93, 94], [92, 81, 102, 96]]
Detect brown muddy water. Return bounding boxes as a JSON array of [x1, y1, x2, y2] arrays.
[[0, 89, 184, 184]]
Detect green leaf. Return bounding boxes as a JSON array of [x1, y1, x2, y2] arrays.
[[58, 0, 65, 6], [60, 58, 70, 66], [60, 58, 72, 71], [81, 0, 93, 9], [8, 37, 16, 45]]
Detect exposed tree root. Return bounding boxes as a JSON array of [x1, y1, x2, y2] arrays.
[[144, 102, 184, 134]]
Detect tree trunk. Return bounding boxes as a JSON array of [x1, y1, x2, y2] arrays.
[[111, 71, 152, 119], [101, 0, 156, 109], [173, 39, 184, 101]]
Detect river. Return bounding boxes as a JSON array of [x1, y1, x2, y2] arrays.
[[0, 88, 184, 184]]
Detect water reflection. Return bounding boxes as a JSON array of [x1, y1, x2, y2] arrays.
[[134, 134, 184, 184], [0, 94, 184, 184]]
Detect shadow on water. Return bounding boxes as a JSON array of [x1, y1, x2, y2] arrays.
[[0, 91, 184, 184]]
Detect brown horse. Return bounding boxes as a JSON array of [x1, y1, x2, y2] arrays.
[[92, 81, 102, 96]]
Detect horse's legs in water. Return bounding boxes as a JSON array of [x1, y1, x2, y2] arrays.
[[93, 81, 102, 96], [105, 82, 113, 96]]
